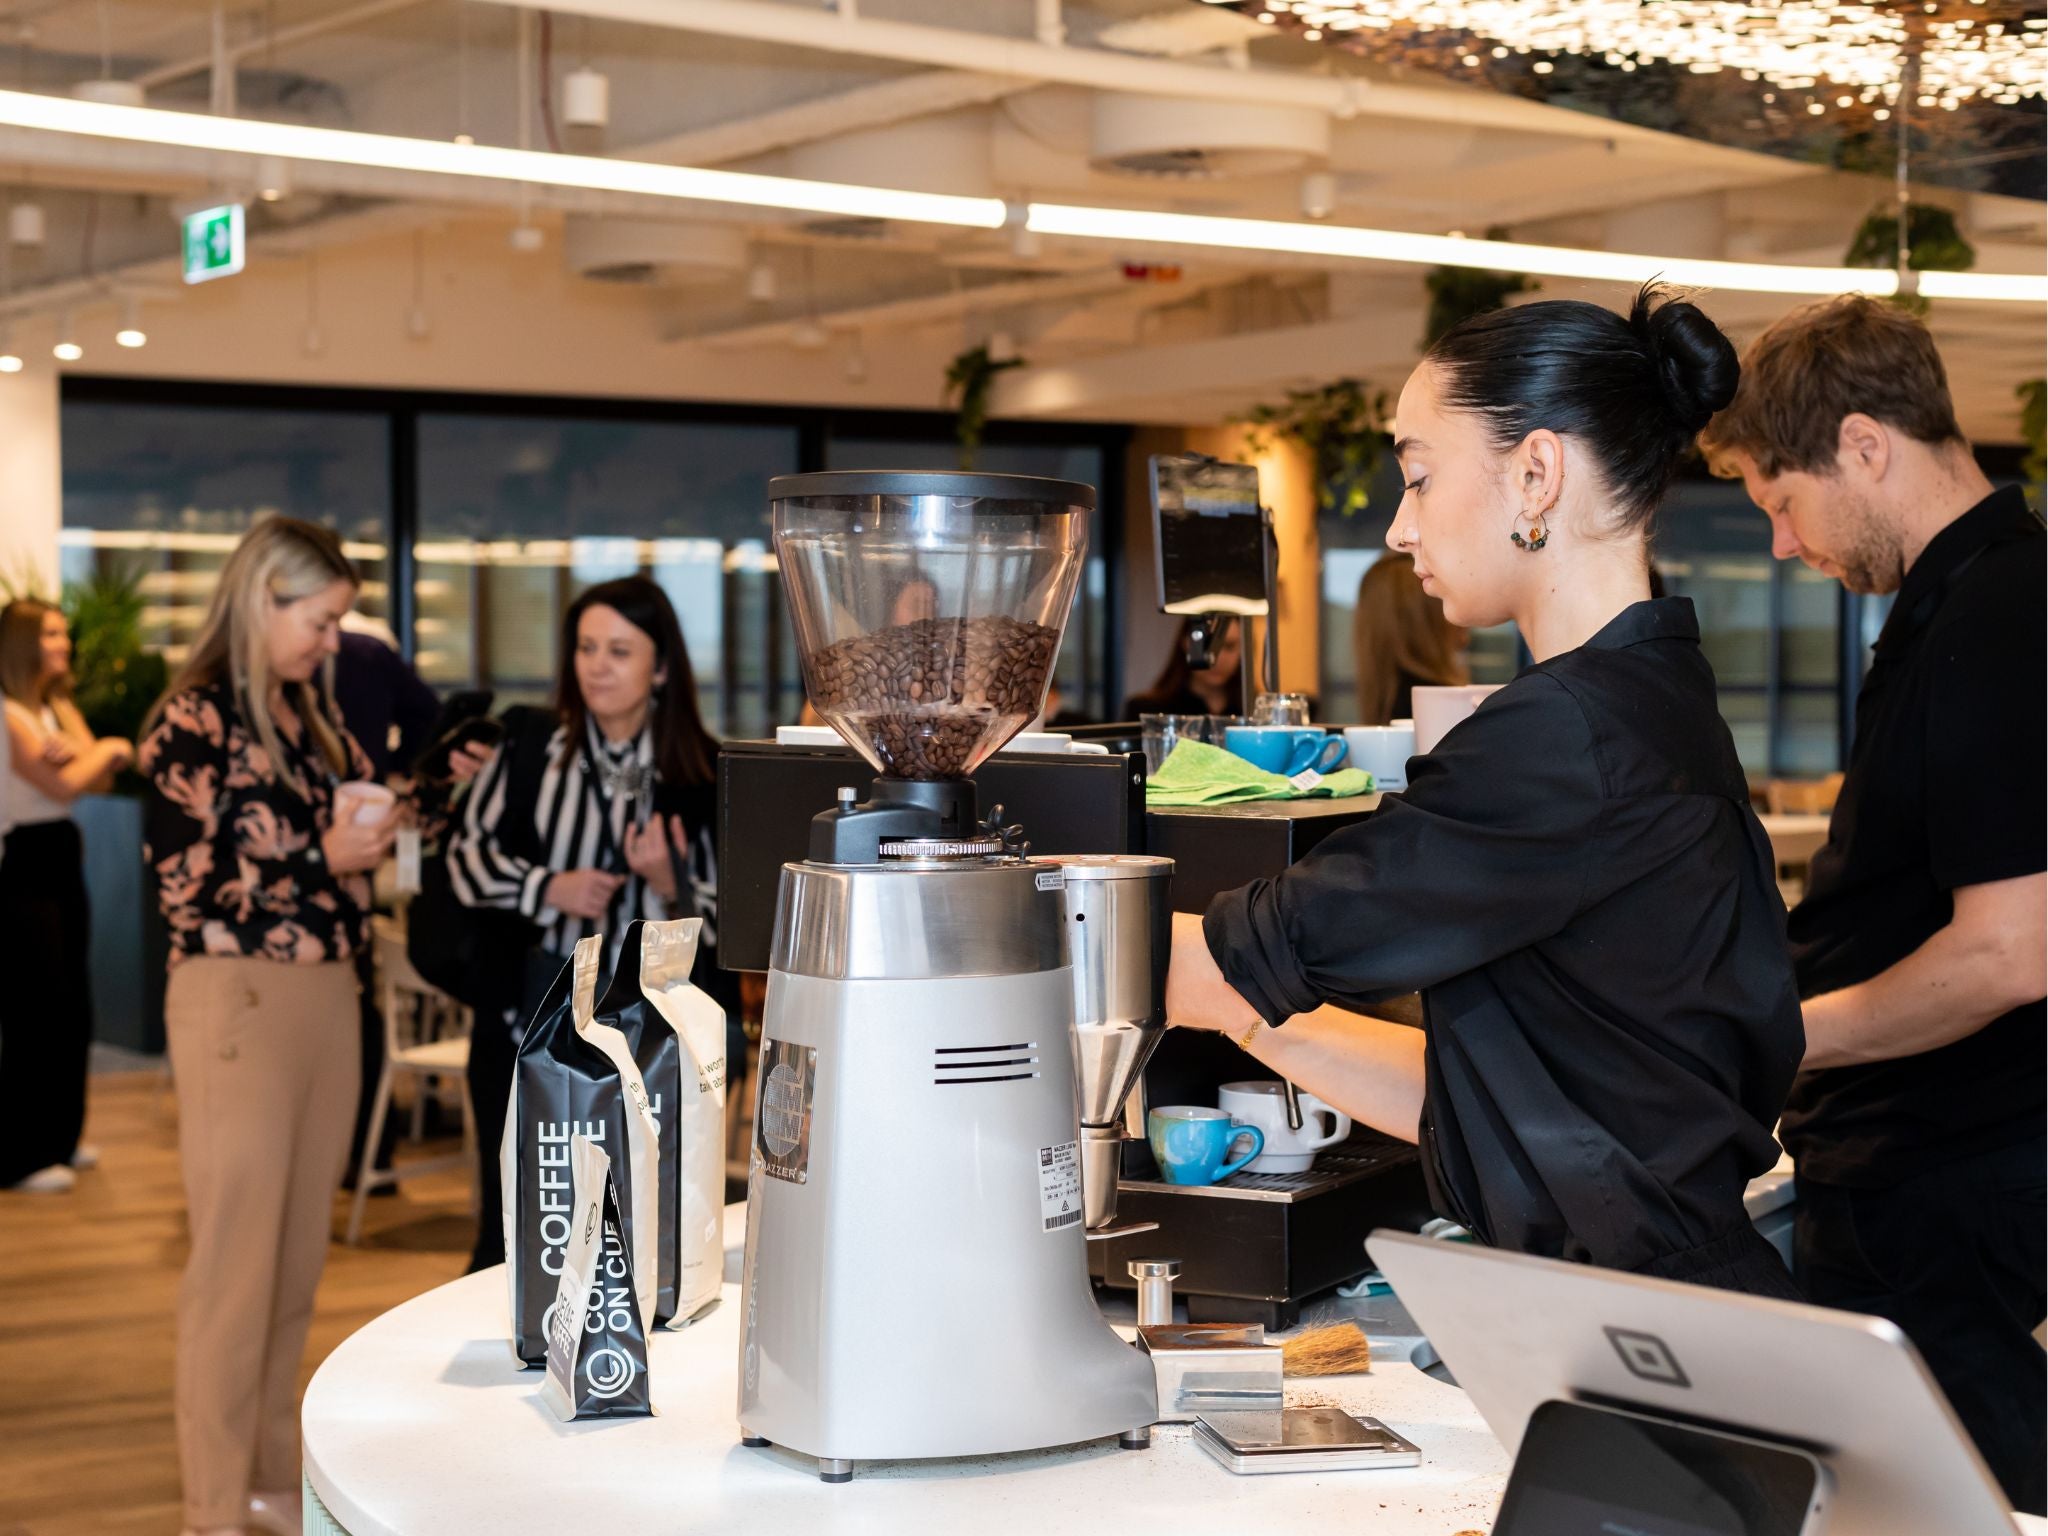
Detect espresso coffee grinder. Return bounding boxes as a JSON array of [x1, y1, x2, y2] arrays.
[[737, 471, 1164, 1482]]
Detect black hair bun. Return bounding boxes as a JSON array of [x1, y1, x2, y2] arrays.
[[1631, 283, 1739, 433]]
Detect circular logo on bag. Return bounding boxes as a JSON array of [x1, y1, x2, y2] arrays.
[[760, 1063, 806, 1158], [584, 1346, 638, 1400]]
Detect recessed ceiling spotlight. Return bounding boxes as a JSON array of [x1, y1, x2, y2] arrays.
[[52, 312, 81, 361]]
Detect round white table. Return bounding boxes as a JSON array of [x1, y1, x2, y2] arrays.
[[303, 1250, 1511, 1534], [303, 1210, 2045, 1536]]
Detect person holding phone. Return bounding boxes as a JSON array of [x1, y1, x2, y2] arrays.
[[1167, 286, 1805, 1299], [447, 575, 724, 1272]]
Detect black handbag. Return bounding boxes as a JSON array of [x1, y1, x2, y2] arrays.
[[407, 707, 555, 1016]]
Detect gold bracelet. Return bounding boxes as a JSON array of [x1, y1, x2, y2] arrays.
[[1237, 1020, 1264, 1052]]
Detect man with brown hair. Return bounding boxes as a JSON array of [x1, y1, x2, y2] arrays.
[[1704, 293, 2045, 1514]]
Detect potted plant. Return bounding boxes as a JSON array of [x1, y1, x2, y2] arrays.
[[1236, 379, 1397, 518]]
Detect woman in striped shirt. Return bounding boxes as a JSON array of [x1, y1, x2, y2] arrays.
[[450, 574, 721, 1272]]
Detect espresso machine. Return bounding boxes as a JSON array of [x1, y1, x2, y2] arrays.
[[736, 471, 1167, 1482]]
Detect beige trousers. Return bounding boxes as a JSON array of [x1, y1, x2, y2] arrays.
[[166, 955, 360, 1530]]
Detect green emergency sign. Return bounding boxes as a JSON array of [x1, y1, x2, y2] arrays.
[[182, 204, 245, 285]]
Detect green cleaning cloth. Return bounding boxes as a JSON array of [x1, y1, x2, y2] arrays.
[[1144, 739, 1375, 807]]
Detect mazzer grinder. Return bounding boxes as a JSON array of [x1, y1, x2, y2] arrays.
[[737, 471, 1171, 1481]]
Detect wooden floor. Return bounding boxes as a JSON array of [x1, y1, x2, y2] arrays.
[[0, 1069, 478, 1536]]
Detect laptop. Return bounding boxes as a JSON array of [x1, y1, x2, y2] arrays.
[[1367, 1228, 2021, 1536]]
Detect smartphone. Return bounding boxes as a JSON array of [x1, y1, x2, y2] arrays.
[[411, 708, 499, 782], [1495, 1399, 1828, 1536]]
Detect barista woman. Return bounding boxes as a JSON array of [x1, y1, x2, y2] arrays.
[[1168, 285, 1805, 1298]]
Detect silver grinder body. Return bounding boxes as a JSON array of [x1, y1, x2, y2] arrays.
[[736, 856, 1161, 1469]]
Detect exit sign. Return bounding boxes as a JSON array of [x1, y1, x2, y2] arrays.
[[182, 204, 245, 285]]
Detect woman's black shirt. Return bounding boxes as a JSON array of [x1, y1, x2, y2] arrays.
[[1205, 599, 1803, 1282]]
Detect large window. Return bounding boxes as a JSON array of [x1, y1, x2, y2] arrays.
[[59, 399, 392, 663], [57, 383, 1125, 742], [414, 414, 799, 736], [1657, 479, 1843, 775]]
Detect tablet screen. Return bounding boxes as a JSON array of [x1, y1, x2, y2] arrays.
[[1496, 1400, 1821, 1536], [1150, 455, 1267, 616]]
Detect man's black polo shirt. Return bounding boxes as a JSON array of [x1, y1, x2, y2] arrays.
[[1779, 485, 2046, 1188]]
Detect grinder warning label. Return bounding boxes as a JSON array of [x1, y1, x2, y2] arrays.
[[1037, 1140, 1083, 1232]]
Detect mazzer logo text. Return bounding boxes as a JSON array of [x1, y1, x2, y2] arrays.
[[1603, 1327, 1692, 1389]]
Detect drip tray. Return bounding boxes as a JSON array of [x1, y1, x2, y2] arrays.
[[1117, 1141, 1410, 1204], [1088, 1131, 1434, 1331]]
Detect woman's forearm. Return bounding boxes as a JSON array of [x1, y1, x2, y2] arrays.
[[1165, 910, 1426, 1144], [1243, 1006, 1426, 1145]]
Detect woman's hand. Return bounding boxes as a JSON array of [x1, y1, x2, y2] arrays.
[[321, 814, 397, 875], [546, 868, 626, 920], [447, 742, 495, 785], [1164, 910, 1262, 1037], [41, 734, 76, 766], [622, 814, 689, 903], [103, 737, 135, 772]]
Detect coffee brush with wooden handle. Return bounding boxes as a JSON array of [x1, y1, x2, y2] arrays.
[[1279, 1322, 1373, 1377]]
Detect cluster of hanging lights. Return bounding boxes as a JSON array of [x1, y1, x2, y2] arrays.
[[1216, 0, 2047, 113]]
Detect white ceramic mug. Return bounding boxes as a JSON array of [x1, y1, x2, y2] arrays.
[[1411, 685, 1504, 755], [1341, 724, 1417, 791], [333, 780, 398, 827], [1218, 1080, 1353, 1175]]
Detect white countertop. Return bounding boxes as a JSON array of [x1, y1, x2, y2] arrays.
[[303, 1208, 1511, 1536], [304, 1205, 2042, 1536]]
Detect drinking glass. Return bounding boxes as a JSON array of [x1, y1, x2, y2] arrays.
[[1252, 692, 1312, 727]]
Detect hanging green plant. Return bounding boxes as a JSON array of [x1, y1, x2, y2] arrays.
[[1236, 379, 1396, 518], [944, 344, 1025, 470], [2019, 378, 2045, 503], [1423, 227, 1540, 349], [1843, 202, 1976, 316]]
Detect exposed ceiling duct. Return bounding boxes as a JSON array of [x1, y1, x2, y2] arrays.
[[562, 216, 749, 285], [1089, 93, 1329, 180]]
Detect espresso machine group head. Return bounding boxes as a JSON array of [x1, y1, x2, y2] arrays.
[[736, 471, 1169, 1482]]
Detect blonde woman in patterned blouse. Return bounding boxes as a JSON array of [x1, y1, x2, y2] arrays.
[[140, 517, 395, 1536]]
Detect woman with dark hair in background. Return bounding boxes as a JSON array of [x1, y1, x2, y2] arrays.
[[1351, 553, 1469, 725], [0, 599, 133, 1194], [449, 574, 725, 1273], [1121, 615, 1245, 720], [1168, 285, 1806, 1299]]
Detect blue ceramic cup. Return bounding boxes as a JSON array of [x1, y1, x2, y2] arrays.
[[1224, 725, 1348, 778], [1148, 1106, 1266, 1186]]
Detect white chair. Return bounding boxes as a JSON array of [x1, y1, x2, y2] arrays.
[[345, 915, 476, 1246]]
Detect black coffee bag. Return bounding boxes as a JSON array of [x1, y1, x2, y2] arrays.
[[594, 918, 728, 1328], [502, 935, 658, 1367]]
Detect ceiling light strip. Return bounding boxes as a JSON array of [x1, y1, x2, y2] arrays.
[[0, 88, 1007, 229], [0, 89, 2039, 305], [1027, 203, 2048, 303]]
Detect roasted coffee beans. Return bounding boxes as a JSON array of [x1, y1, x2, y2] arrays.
[[807, 615, 1058, 778]]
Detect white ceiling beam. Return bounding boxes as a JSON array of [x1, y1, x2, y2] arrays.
[[990, 304, 1426, 420], [470, 0, 1678, 146], [622, 71, 1026, 167], [680, 267, 1133, 347], [136, 0, 437, 90]]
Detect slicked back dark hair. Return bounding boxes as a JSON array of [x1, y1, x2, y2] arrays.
[[1424, 281, 1740, 532]]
